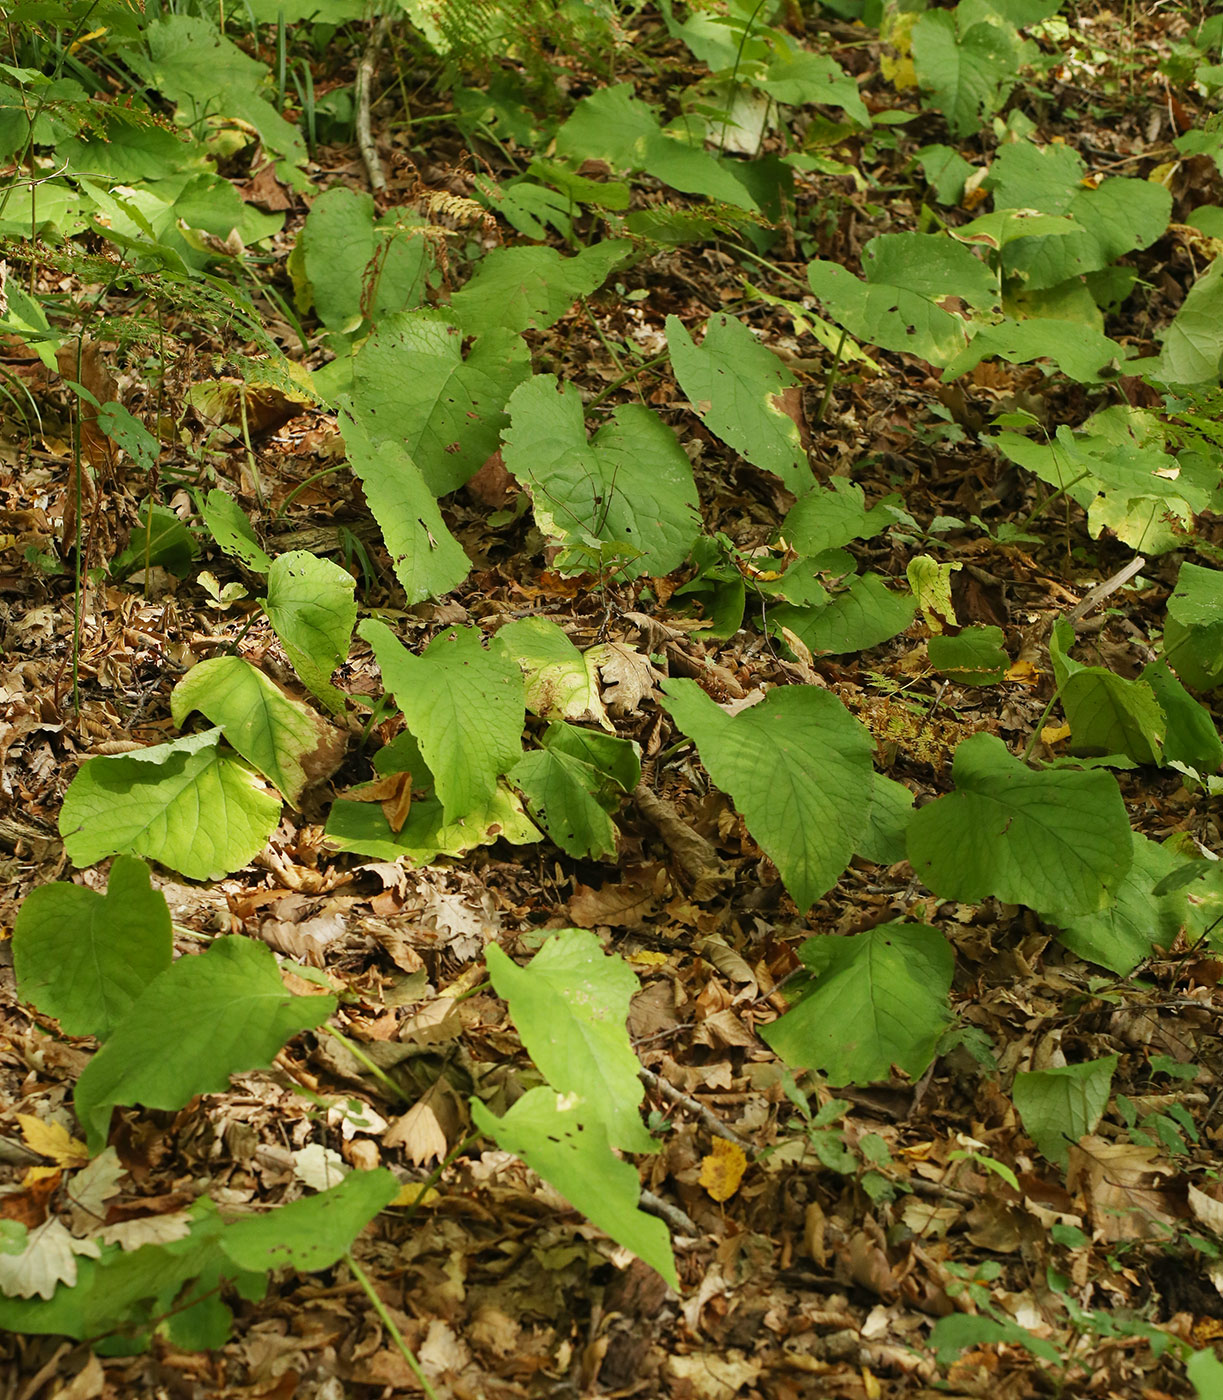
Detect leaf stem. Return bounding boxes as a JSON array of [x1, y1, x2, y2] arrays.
[[323, 1024, 406, 1102], [585, 351, 670, 411], [345, 1252, 441, 1400]]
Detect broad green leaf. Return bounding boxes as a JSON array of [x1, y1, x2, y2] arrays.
[[906, 733, 1136, 918], [471, 1088, 676, 1287], [96, 402, 158, 474], [200, 489, 271, 573], [74, 937, 335, 1154], [665, 314, 809, 491], [857, 775, 915, 866], [112, 502, 198, 579], [911, 10, 1026, 137], [986, 137, 1085, 214], [221, 1170, 399, 1273], [906, 732, 1133, 920], [1168, 561, 1223, 632], [296, 186, 374, 333], [13, 856, 171, 1040], [762, 923, 953, 1083], [1142, 661, 1223, 773], [360, 620, 524, 819], [929, 1313, 1063, 1365], [554, 84, 756, 210], [543, 721, 641, 795], [1050, 622, 1165, 765], [945, 316, 1130, 384], [509, 749, 618, 861], [806, 259, 969, 367], [1157, 257, 1223, 384], [351, 313, 530, 495], [493, 616, 610, 728], [1060, 670, 1165, 764], [337, 403, 470, 604], [486, 929, 653, 1153], [1164, 616, 1223, 692], [662, 680, 874, 910], [262, 550, 357, 716], [1188, 1346, 1223, 1400], [324, 786, 540, 864], [502, 375, 701, 577], [770, 572, 917, 655], [1003, 178, 1171, 292], [129, 16, 305, 168], [1054, 833, 1189, 974], [1012, 1055, 1118, 1169], [59, 729, 281, 881], [758, 40, 870, 125], [928, 626, 1009, 685], [450, 241, 630, 336], [781, 479, 897, 555], [171, 657, 340, 806], [862, 233, 996, 310], [952, 207, 1080, 250]]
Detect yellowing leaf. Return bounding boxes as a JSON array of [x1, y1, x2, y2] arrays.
[[391, 1182, 441, 1208], [1006, 659, 1040, 685], [699, 1139, 747, 1203], [1042, 722, 1071, 746], [16, 1114, 89, 1168]]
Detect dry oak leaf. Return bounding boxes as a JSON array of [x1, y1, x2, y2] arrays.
[[698, 1139, 747, 1203]]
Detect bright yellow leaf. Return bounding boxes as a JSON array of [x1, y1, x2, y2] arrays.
[[699, 1139, 747, 1203], [16, 1114, 89, 1168]]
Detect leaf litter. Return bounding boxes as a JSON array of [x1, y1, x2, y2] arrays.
[[2, 1, 1223, 1397]]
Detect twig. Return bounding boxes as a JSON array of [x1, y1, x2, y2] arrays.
[[639, 1188, 698, 1237], [355, 12, 392, 192], [1067, 554, 1146, 623], [639, 1066, 753, 1151]]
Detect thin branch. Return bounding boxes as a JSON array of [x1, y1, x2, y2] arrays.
[[355, 12, 392, 192], [639, 1066, 753, 1151]]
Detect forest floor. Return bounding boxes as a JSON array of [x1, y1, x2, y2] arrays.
[[2, 2, 1223, 1397]]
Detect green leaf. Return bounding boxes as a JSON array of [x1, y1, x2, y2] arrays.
[[262, 550, 356, 716], [857, 775, 914, 865], [486, 929, 654, 1153], [543, 721, 641, 795], [665, 314, 810, 491], [1142, 660, 1223, 773], [662, 680, 874, 910], [296, 186, 374, 333], [130, 16, 305, 168], [758, 39, 870, 125], [509, 748, 617, 860], [946, 316, 1130, 384], [554, 84, 755, 210], [762, 923, 953, 1084], [1054, 833, 1190, 974], [74, 937, 335, 1154], [781, 479, 897, 555], [862, 232, 996, 311], [471, 1088, 676, 1287], [450, 241, 630, 337], [911, 10, 1026, 137], [111, 503, 198, 579], [360, 620, 524, 819], [13, 856, 172, 1039], [1156, 254, 1223, 384], [770, 572, 917, 655], [96, 402, 158, 474], [170, 657, 339, 806], [1168, 561, 1223, 632], [351, 313, 530, 496], [1050, 620, 1166, 764], [1012, 1055, 1118, 1169], [928, 1313, 1063, 1366], [493, 616, 610, 728], [906, 732, 1133, 920], [928, 626, 1009, 685], [806, 258, 970, 368], [200, 489, 271, 573], [324, 786, 540, 864], [502, 375, 701, 578], [221, 1169, 398, 1273], [509, 749, 618, 861], [337, 403, 470, 604], [59, 729, 281, 881], [1188, 1346, 1223, 1400]]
